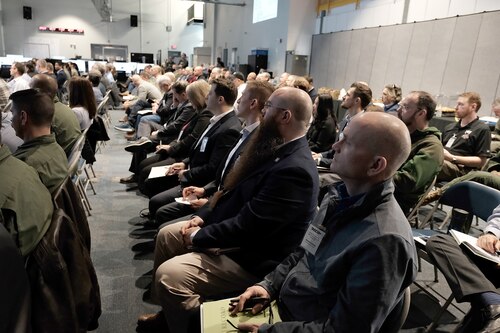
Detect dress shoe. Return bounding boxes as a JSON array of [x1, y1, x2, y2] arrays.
[[125, 137, 153, 153], [120, 174, 138, 184], [454, 308, 481, 333], [114, 123, 135, 133], [137, 312, 169, 332], [478, 305, 500, 333]]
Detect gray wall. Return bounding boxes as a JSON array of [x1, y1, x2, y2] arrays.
[[310, 10, 500, 116], [204, 0, 316, 76], [0, 0, 203, 62]]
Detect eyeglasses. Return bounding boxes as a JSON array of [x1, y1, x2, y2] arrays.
[[398, 103, 412, 111], [263, 101, 288, 110]]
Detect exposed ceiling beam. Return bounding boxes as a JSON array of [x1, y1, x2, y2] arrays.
[[183, 0, 246, 7]]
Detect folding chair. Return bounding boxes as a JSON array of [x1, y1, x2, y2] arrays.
[[418, 181, 500, 332], [67, 129, 92, 216], [407, 176, 437, 228], [423, 180, 500, 231], [97, 91, 112, 128]]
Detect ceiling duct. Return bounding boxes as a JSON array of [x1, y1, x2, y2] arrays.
[[183, 0, 246, 7], [92, 0, 113, 22]]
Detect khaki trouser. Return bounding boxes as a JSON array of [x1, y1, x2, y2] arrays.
[[153, 221, 258, 333]]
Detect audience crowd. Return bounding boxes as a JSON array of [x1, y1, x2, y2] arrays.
[[0, 55, 499, 333]]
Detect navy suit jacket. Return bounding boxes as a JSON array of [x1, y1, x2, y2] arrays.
[[182, 111, 241, 186], [194, 136, 320, 277]]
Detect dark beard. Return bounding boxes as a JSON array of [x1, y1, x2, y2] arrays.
[[223, 116, 284, 191]]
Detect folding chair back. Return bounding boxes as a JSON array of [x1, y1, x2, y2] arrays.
[[439, 181, 500, 221]]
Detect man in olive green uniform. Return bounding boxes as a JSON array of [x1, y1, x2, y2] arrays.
[[30, 74, 81, 156], [0, 130, 53, 256], [10, 89, 68, 194], [394, 91, 444, 214]]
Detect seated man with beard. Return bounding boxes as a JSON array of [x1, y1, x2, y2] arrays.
[[137, 87, 320, 333]]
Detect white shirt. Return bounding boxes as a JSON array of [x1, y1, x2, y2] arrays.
[[194, 110, 235, 150]]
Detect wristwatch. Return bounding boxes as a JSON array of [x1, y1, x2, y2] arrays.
[[452, 156, 458, 164]]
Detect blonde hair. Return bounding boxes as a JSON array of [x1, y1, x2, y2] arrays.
[[187, 80, 210, 110]]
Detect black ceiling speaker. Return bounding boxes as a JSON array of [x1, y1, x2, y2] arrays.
[[23, 6, 32, 20], [130, 15, 138, 27]]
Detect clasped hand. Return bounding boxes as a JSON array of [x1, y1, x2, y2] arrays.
[[180, 216, 204, 246], [166, 162, 185, 176], [182, 187, 207, 209]]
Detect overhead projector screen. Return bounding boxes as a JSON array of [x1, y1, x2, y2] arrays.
[[253, 0, 278, 24]]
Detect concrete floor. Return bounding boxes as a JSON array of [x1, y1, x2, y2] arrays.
[[86, 108, 475, 333]]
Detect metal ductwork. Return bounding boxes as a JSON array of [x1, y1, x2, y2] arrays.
[[92, 0, 113, 22], [183, 0, 246, 7]]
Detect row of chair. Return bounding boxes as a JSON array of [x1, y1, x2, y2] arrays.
[[409, 181, 500, 332]]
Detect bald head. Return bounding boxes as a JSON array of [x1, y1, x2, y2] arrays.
[[30, 74, 58, 99], [332, 112, 410, 194], [266, 87, 312, 136], [131, 74, 142, 86], [356, 112, 411, 176]]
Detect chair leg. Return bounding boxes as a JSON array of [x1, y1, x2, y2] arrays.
[[425, 294, 454, 333], [75, 178, 92, 216], [88, 164, 96, 178], [419, 202, 439, 229], [83, 167, 97, 195], [438, 211, 452, 230]]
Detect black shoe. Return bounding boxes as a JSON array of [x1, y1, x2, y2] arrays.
[[455, 308, 481, 333], [137, 312, 169, 332], [139, 219, 158, 229], [120, 174, 138, 184], [139, 209, 151, 219], [125, 138, 153, 153], [479, 305, 500, 333]]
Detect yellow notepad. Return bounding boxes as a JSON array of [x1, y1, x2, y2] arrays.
[[201, 298, 281, 333]]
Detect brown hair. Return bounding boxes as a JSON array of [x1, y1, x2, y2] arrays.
[[68, 76, 97, 119], [459, 91, 482, 112], [350, 82, 372, 109], [244, 80, 275, 110], [212, 78, 237, 105]]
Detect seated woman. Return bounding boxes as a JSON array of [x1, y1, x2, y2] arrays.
[[382, 83, 402, 116], [68, 76, 97, 130], [307, 93, 337, 153], [138, 80, 213, 197]]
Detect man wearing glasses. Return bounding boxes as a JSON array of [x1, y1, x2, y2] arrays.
[[394, 91, 444, 214]]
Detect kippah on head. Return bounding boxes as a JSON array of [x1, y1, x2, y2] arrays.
[[9, 88, 40, 101]]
